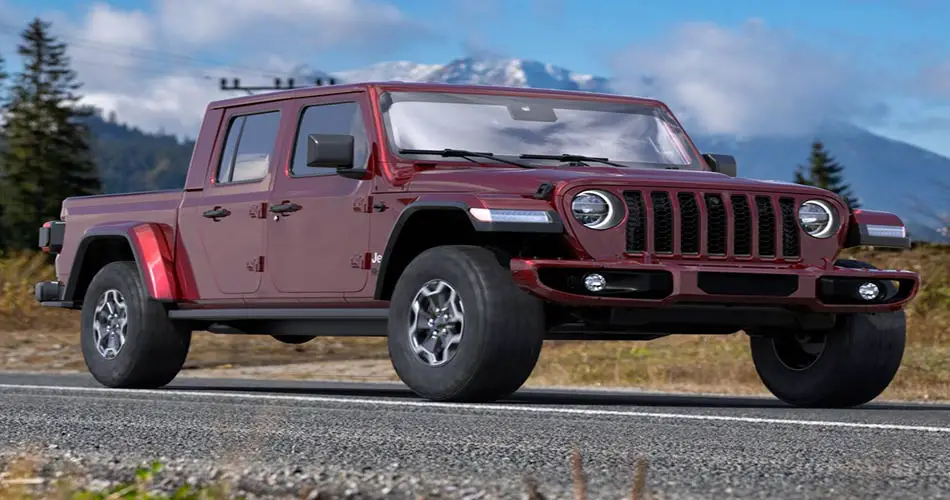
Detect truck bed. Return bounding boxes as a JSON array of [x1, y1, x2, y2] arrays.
[[56, 189, 184, 284]]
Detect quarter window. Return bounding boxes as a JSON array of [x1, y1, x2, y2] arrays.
[[291, 102, 369, 176], [215, 110, 281, 184]]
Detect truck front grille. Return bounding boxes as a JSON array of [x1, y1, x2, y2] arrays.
[[623, 190, 801, 260]]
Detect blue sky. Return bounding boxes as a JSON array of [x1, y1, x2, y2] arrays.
[[9, 0, 950, 76], [2, 0, 950, 156]]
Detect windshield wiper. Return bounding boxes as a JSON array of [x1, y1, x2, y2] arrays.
[[518, 153, 628, 168], [399, 148, 534, 169]]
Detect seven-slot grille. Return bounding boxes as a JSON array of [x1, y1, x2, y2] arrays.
[[623, 190, 801, 259]]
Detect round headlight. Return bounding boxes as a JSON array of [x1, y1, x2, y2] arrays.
[[798, 199, 837, 238], [571, 190, 623, 230]]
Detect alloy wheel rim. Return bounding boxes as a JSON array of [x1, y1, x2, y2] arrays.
[[407, 279, 465, 366], [92, 288, 129, 360]]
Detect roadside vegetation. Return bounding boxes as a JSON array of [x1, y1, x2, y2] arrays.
[[0, 448, 648, 499], [3, 244, 949, 401]]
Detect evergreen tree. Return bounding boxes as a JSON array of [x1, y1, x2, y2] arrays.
[[0, 18, 100, 250], [794, 140, 860, 209]]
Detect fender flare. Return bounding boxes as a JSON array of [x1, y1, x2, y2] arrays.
[[372, 201, 563, 300], [63, 222, 182, 303]]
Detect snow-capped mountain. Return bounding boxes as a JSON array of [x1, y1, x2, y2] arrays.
[[329, 57, 613, 93], [289, 56, 950, 239]]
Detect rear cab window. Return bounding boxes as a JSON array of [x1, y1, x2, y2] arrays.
[[215, 110, 282, 184]]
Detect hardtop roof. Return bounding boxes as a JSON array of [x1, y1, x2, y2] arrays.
[[206, 81, 664, 110]]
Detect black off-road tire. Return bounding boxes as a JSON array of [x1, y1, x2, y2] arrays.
[[80, 261, 191, 388], [750, 311, 906, 408], [387, 245, 546, 402]]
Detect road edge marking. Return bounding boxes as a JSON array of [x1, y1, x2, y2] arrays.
[[1, 383, 948, 433]]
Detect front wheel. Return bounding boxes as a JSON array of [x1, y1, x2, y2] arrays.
[[386, 245, 546, 402], [749, 311, 906, 407]]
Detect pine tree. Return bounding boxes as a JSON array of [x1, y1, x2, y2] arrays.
[[793, 140, 860, 209], [0, 18, 100, 250]]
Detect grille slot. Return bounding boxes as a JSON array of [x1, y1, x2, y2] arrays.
[[704, 194, 727, 256], [731, 195, 752, 256], [622, 190, 802, 261], [651, 192, 674, 254], [623, 191, 647, 253], [755, 196, 776, 257], [779, 197, 800, 258], [678, 193, 700, 254]]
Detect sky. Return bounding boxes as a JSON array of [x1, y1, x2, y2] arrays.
[[2, 0, 950, 156]]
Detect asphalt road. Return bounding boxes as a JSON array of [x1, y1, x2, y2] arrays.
[[1, 372, 949, 499]]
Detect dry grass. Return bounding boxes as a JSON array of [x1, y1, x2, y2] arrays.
[[0, 454, 231, 500], [2, 246, 950, 401]]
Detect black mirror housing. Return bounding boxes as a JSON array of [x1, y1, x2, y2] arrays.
[[702, 153, 737, 177], [306, 133, 355, 169]]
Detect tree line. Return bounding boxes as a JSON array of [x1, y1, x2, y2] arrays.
[[0, 17, 860, 254]]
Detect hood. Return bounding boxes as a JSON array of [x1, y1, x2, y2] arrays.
[[404, 164, 839, 199]]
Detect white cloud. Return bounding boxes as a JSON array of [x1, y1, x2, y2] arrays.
[[609, 20, 889, 137], [154, 0, 424, 53], [20, 0, 433, 138]]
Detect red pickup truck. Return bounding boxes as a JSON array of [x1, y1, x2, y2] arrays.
[[35, 82, 918, 407]]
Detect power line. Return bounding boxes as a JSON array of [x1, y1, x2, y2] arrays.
[[219, 77, 339, 95], [0, 22, 305, 81]]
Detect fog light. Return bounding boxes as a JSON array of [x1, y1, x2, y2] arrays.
[[584, 273, 607, 292], [857, 282, 881, 301]]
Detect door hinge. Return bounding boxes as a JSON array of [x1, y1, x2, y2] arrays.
[[352, 196, 373, 213], [247, 256, 264, 272], [351, 253, 366, 269], [249, 202, 267, 218]]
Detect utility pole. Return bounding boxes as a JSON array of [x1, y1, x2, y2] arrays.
[[219, 77, 338, 95]]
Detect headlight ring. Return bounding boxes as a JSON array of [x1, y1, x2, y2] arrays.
[[571, 190, 624, 230], [798, 199, 838, 239]]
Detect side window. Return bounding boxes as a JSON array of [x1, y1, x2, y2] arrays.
[[215, 110, 281, 184], [291, 102, 369, 176]]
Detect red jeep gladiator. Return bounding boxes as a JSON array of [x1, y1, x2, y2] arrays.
[[35, 82, 919, 407]]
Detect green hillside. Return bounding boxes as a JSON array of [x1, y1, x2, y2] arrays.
[[84, 110, 195, 193]]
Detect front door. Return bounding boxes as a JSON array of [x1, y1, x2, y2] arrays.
[[264, 94, 374, 295], [179, 104, 283, 300]]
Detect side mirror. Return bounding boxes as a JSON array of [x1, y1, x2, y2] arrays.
[[306, 133, 354, 169], [702, 153, 737, 177]]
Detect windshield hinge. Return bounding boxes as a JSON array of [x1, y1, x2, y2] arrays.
[[533, 182, 555, 201]]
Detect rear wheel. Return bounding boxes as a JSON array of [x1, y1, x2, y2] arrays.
[[80, 261, 191, 388], [386, 245, 546, 402]]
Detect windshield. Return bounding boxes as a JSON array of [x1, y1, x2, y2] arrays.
[[378, 91, 702, 169]]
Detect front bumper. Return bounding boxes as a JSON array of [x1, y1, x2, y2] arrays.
[[511, 259, 919, 313]]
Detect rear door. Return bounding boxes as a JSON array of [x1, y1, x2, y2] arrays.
[[260, 92, 374, 297], [178, 102, 285, 301]]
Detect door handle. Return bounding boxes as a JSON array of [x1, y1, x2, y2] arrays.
[[269, 202, 302, 214], [202, 207, 231, 220]]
